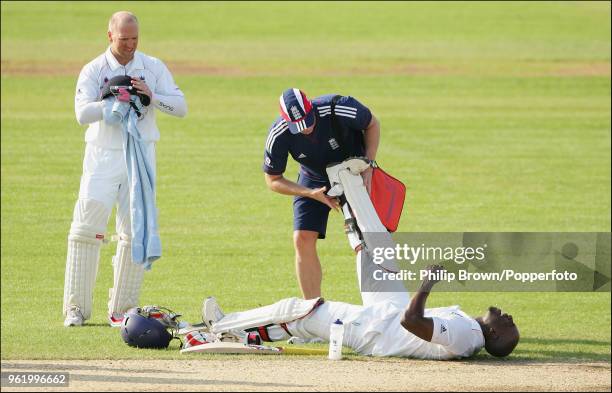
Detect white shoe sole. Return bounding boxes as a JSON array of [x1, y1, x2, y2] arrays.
[[202, 297, 223, 330], [64, 319, 83, 327]]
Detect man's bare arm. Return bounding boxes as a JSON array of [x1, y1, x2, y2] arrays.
[[400, 265, 443, 341], [363, 114, 380, 162], [360, 115, 380, 194], [264, 173, 339, 210]]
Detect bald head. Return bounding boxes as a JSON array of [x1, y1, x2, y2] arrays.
[[107, 11, 139, 65], [108, 11, 138, 34]]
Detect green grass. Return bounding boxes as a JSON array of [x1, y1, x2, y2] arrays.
[[1, 2, 610, 361]]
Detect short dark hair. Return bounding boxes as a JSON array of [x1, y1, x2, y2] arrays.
[[485, 328, 520, 357]]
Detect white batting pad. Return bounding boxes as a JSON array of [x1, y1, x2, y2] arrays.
[[63, 199, 110, 319], [342, 203, 364, 251], [337, 168, 387, 233], [326, 159, 398, 273], [326, 158, 371, 184], [108, 237, 145, 314], [211, 297, 323, 335]]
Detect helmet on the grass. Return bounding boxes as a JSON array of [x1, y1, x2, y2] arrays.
[[120, 306, 180, 349]]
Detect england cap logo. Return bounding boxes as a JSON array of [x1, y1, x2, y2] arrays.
[[279, 88, 315, 134]]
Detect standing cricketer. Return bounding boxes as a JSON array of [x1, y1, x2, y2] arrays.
[[263, 88, 380, 299], [63, 11, 187, 327]]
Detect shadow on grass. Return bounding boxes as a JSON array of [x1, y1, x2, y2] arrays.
[[519, 337, 611, 346], [507, 350, 611, 363], [344, 336, 610, 364], [467, 337, 611, 364]]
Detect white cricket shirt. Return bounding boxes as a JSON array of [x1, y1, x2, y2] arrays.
[[74, 47, 186, 149]]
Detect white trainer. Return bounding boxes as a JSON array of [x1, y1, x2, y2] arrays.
[[202, 296, 225, 330], [64, 307, 84, 327]]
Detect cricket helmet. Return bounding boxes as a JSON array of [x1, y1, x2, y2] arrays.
[[100, 75, 151, 106], [120, 306, 178, 349]]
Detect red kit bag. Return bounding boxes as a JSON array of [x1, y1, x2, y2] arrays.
[[369, 163, 406, 232]]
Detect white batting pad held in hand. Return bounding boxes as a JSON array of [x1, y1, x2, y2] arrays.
[[326, 158, 400, 273], [326, 157, 370, 188], [63, 199, 110, 320], [338, 169, 387, 233], [342, 203, 364, 251]]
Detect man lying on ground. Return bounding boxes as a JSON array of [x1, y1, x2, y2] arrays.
[[201, 264, 519, 360]]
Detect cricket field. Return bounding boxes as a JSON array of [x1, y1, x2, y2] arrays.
[[1, 1, 610, 391]]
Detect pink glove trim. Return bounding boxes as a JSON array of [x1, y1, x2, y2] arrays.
[[117, 87, 130, 102]]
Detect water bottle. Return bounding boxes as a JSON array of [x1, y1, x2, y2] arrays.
[[328, 319, 344, 360]]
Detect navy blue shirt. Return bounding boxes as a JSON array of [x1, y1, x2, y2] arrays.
[[263, 95, 372, 182]]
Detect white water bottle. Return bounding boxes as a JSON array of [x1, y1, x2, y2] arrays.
[[328, 319, 344, 360]]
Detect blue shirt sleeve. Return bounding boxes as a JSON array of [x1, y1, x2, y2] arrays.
[[334, 96, 373, 131], [262, 119, 289, 175]]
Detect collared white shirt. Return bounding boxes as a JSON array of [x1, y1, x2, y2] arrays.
[[75, 47, 186, 149]]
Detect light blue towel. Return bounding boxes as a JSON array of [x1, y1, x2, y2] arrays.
[[115, 99, 162, 270]]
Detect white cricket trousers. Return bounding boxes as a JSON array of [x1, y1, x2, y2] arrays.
[[63, 142, 156, 319], [288, 250, 411, 353]]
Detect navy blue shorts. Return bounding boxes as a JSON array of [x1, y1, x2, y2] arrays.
[[293, 173, 331, 239]]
